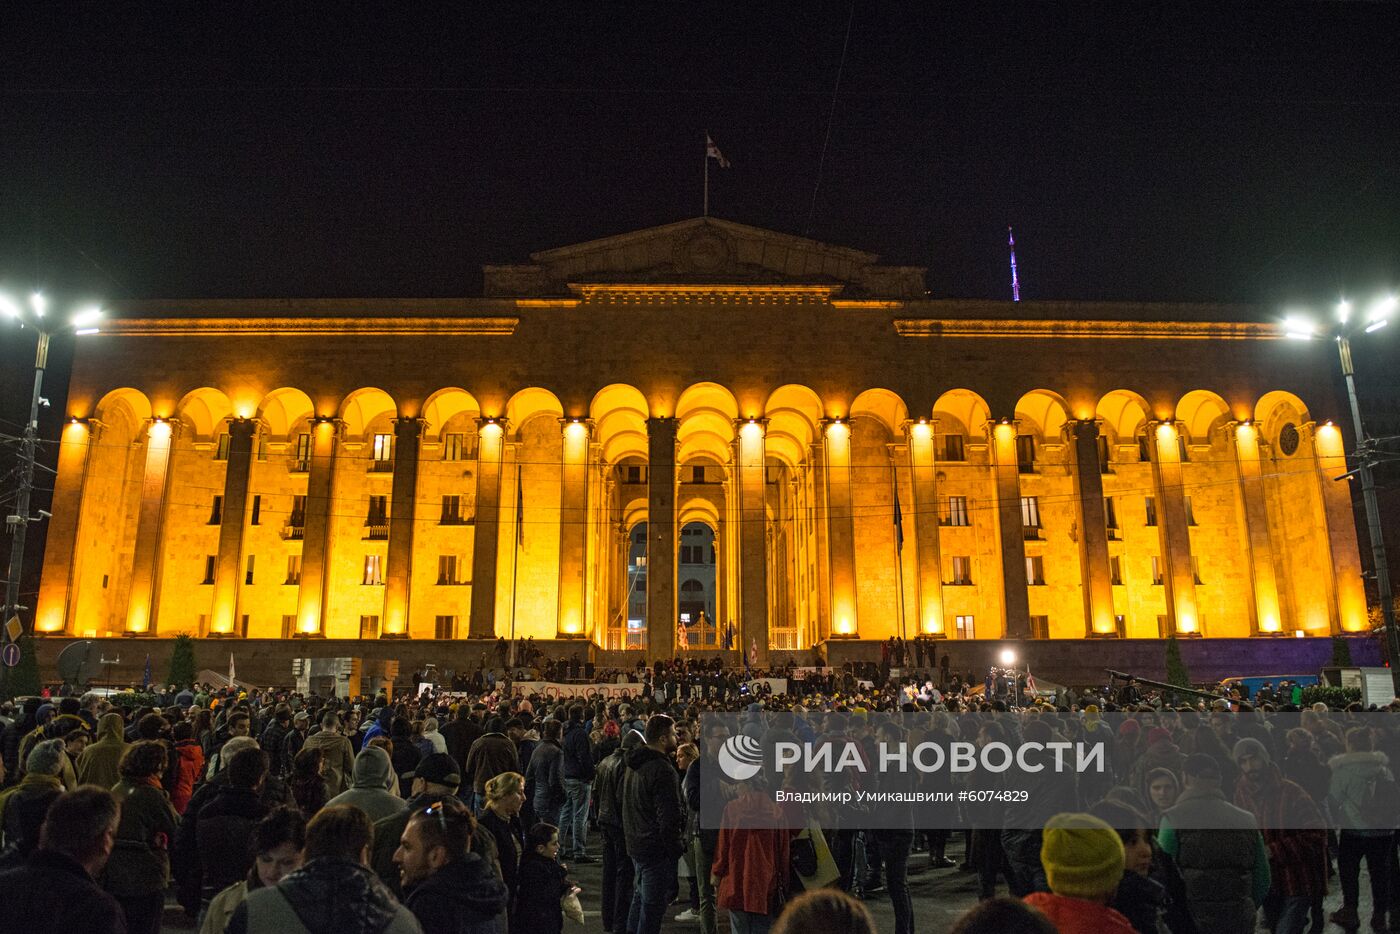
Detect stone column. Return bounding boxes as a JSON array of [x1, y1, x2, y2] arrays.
[[34, 419, 96, 634], [989, 419, 1031, 639], [735, 419, 770, 667], [124, 419, 176, 634], [809, 442, 833, 642], [822, 420, 859, 637], [210, 418, 258, 635], [557, 419, 592, 636], [295, 418, 340, 636], [1149, 421, 1200, 634], [1071, 420, 1116, 637], [905, 421, 946, 637], [469, 418, 507, 639], [1230, 422, 1283, 634], [584, 453, 606, 640], [383, 417, 424, 638], [646, 417, 677, 659], [1313, 422, 1369, 632]]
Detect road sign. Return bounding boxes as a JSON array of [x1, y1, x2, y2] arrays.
[[1, 643, 20, 668], [4, 616, 20, 643]]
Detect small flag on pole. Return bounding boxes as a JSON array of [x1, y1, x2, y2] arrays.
[[893, 468, 905, 555], [515, 470, 524, 549], [749, 638, 758, 669], [142, 653, 152, 690], [1026, 665, 1038, 697], [706, 134, 730, 168], [228, 651, 236, 688]]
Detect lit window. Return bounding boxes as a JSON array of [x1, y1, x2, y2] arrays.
[[1145, 497, 1158, 527], [372, 433, 393, 463], [441, 495, 463, 524], [363, 555, 384, 586], [946, 496, 969, 527], [950, 556, 972, 586], [244, 554, 256, 586], [955, 615, 975, 639], [1151, 556, 1163, 586], [1020, 496, 1041, 529], [1026, 555, 1045, 586], [443, 433, 466, 461], [285, 555, 302, 585], [294, 433, 311, 471]]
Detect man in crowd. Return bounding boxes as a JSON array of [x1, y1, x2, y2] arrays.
[[0, 786, 126, 934], [395, 797, 509, 934], [464, 719, 518, 814], [0, 739, 68, 859], [623, 714, 683, 934], [229, 804, 421, 934], [374, 753, 467, 897], [302, 710, 355, 799], [560, 704, 596, 862], [596, 729, 643, 934], [439, 704, 484, 774], [196, 747, 272, 906]]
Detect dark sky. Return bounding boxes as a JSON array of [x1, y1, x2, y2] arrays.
[[3, 4, 1400, 616], [2, 3, 1399, 306]]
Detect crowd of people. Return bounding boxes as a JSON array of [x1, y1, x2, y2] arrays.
[[0, 655, 1397, 934]]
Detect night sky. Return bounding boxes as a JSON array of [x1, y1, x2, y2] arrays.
[[2, 4, 1399, 606]]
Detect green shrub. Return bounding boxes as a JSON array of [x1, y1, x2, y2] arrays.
[[167, 633, 196, 689], [1299, 685, 1360, 709], [108, 691, 162, 708]]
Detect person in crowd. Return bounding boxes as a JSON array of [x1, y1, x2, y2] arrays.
[[169, 721, 206, 815], [0, 738, 67, 860], [1021, 812, 1137, 933], [288, 746, 328, 818], [172, 736, 259, 917], [418, 718, 448, 757], [373, 753, 467, 897], [873, 720, 915, 934], [390, 717, 423, 793], [1158, 754, 1270, 934], [439, 704, 485, 775], [682, 722, 723, 934], [300, 711, 355, 800], [106, 740, 181, 934], [195, 747, 272, 907], [257, 707, 292, 778], [947, 897, 1056, 934], [227, 804, 420, 934], [712, 773, 793, 934], [1325, 726, 1393, 931], [477, 771, 527, 913], [1088, 800, 1199, 934], [526, 719, 566, 834], [0, 786, 126, 934], [1232, 737, 1327, 934], [464, 721, 520, 814], [199, 806, 305, 934], [76, 712, 130, 790], [772, 890, 877, 934], [1144, 768, 1181, 826], [597, 728, 643, 934], [622, 714, 684, 934], [281, 711, 310, 772], [1280, 728, 1332, 813], [514, 822, 574, 934], [560, 704, 596, 862], [326, 745, 403, 823], [395, 798, 508, 934]]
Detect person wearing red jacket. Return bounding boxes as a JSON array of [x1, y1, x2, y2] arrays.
[[169, 722, 206, 815], [712, 779, 795, 934]]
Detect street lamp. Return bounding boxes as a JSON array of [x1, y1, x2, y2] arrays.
[[1286, 295, 1398, 697], [1, 292, 103, 694]]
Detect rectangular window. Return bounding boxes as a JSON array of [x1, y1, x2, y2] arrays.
[[363, 554, 384, 586], [215, 433, 231, 461], [625, 465, 643, 484], [942, 434, 965, 462], [1021, 496, 1041, 538], [440, 494, 463, 524], [1030, 615, 1049, 639], [1178, 436, 1190, 463], [209, 495, 223, 525], [1192, 556, 1203, 585], [435, 615, 457, 639], [1145, 496, 1158, 527], [679, 546, 692, 564], [691, 465, 706, 484], [1016, 435, 1036, 472], [1151, 556, 1164, 586], [1137, 434, 1151, 463], [946, 496, 969, 527], [367, 495, 388, 524], [1026, 555, 1045, 585], [1105, 496, 1119, 538], [290, 495, 307, 528], [951, 556, 973, 586], [955, 615, 975, 639], [244, 554, 256, 586], [372, 433, 393, 463], [250, 494, 262, 526], [437, 554, 460, 585], [443, 433, 466, 461], [1185, 495, 1198, 526], [1110, 555, 1123, 586], [1097, 435, 1112, 473], [359, 615, 380, 639], [294, 432, 312, 472], [202, 555, 216, 584], [281, 614, 296, 638], [285, 555, 302, 585]]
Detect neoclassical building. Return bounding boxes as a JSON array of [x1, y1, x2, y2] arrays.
[[34, 218, 1369, 666]]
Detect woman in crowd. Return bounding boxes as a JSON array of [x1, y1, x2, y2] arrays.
[[478, 771, 527, 914], [288, 746, 327, 819], [106, 740, 182, 934], [199, 806, 306, 934]]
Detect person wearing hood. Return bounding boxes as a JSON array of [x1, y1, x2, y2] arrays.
[[1325, 727, 1393, 930], [227, 804, 421, 934], [196, 748, 273, 906], [14, 703, 58, 778], [0, 739, 68, 860], [525, 720, 566, 832], [106, 740, 181, 934], [363, 708, 393, 746], [1128, 727, 1184, 798], [170, 721, 207, 815], [327, 746, 404, 824], [396, 798, 508, 934], [1, 697, 44, 781], [1231, 737, 1325, 934], [418, 718, 448, 757], [622, 714, 684, 934]]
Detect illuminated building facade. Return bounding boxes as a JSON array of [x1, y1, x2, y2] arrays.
[[34, 218, 1368, 666]]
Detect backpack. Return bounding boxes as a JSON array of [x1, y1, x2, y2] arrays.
[[1358, 769, 1400, 830]]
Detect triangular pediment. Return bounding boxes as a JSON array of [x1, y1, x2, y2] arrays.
[[482, 216, 926, 299]]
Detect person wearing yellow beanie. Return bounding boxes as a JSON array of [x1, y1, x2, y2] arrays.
[[1022, 813, 1137, 934]]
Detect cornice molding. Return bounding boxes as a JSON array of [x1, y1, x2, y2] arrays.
[[104, 317, 520, 337], [893, 318, 1280, 340]]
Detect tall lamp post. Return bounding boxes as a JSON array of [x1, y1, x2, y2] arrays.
[[0, 292, 103, 695], [1286, 296, 1398, 697]]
